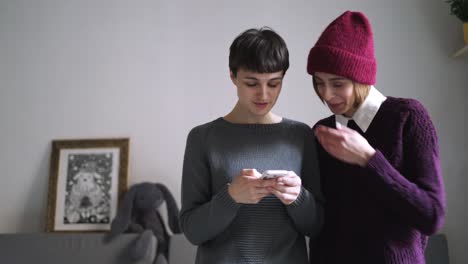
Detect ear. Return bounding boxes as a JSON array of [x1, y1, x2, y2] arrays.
[[109, 185, 136, 237], [230, 70, 237, 86], [155, 183, 181, 234]]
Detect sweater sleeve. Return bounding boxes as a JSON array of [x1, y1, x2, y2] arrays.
[[364, 101, 446, 235], [179, 126, 241, 245], [285, 126, 324, 238]]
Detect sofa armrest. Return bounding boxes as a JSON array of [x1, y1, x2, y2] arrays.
[[425, 233, 450, 264]]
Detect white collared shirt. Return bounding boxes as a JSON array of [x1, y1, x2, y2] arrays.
[[335, 86, 387, 132]]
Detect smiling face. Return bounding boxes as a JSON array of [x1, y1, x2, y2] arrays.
[[230, 68, 284, 120], [313, 72, 357, 117]]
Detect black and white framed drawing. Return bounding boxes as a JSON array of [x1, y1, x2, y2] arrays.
[[46, 138, 129, 232]]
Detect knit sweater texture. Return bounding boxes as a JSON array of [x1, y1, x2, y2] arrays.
[[310, 97, 446, 264], [180, 117, 322, 264]]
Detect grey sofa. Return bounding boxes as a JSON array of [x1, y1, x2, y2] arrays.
[[0, 232, 197, 264], [0, 233, 156, 264], [0, 232, 448, 264]]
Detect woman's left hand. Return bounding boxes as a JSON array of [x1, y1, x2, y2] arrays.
[[315, 124, 376, 167], [268, 171, 302, 205]]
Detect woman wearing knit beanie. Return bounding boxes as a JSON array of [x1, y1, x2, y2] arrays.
[[307, 11, 446, 264]]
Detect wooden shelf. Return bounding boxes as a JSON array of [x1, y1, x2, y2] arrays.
[[453, 45, 468, 58]]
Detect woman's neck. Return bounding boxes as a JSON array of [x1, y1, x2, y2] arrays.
[[224, 105, 282, 124]]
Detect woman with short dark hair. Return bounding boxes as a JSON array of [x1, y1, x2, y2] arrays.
[[180, 27, 323, 264]]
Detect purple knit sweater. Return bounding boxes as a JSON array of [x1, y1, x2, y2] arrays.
[[310, 97, 446, 264]]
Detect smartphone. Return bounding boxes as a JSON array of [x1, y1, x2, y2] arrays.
[[261, 170, 289, 179]]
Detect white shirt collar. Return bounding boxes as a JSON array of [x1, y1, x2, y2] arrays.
[[335, 86, 387, 132]]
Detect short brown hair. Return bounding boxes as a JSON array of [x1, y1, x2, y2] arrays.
[[229, 27, 289, 77]]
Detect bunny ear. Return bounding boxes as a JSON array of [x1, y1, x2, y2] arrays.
[[155, 183, 181, 234], [109, 184, 137, 237]]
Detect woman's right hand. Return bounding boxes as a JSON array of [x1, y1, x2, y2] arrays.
[[228, 169, 276, 204], [315, 124, 376, 167]]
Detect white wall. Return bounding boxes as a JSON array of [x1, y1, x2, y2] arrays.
[[1, 0, 467, 262]]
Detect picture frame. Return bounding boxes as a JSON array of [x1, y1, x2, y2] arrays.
[[46, 138, 129, 232]]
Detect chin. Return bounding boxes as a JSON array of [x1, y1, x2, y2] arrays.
[[328, 105, 349, 116], [251, 107, 271, 116], [328, 108, 343, 115], [253, 111, 269, 117]]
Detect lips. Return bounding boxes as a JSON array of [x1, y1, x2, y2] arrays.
[[254, 102, 269, 109], [326, 102, 345, 113], [327, 102, 343, 108]]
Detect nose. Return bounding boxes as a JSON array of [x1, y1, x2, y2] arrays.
[[256, 84, 268, 100], [320, 86, 333, 101]]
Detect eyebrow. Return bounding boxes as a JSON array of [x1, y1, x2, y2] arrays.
[[329, 77, 346, 81], [243, 77, 283, 81]]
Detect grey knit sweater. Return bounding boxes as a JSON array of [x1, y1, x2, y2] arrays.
[[180, 117, 322, 264]]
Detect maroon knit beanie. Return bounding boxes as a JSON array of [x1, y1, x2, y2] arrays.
[[307, 11, 376, 85]]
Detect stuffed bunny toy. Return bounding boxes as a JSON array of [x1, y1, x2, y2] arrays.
[[109, 182, 181, 264]]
